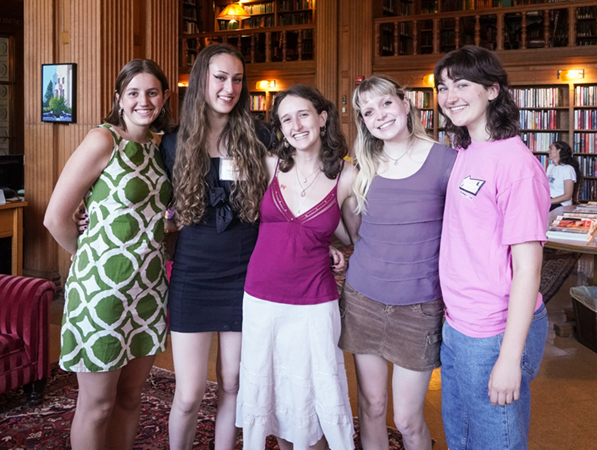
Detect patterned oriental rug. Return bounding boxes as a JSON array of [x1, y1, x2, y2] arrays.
[[539, 248, 581, 304], [0, 364, 405, 450]]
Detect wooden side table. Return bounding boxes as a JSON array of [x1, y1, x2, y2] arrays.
[[0, 201, 27, 276]]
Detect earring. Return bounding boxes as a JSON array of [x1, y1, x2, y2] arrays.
[[283, 138, 289, 148], [320, 125, 327, 137], [119, 108, 124, 118], [159, 107, 166, 117]]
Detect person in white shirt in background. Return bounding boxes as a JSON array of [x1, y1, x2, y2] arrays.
[[546, 140, 581, 211]]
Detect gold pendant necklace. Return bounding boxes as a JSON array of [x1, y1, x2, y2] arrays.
[[295, 163, 320, 184], [294, 163, 321, 197], [295, 165, 321, 197]]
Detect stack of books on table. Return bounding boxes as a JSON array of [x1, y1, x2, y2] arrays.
[[572, 202, 597, 215], [547, 213, 597, 242]]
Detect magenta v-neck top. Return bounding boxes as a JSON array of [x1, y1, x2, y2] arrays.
[[244, 170, 342, 305]]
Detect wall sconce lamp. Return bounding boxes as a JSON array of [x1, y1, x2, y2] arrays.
[[217, 2, 250, 21], [256, 80, 276, 90], [423, 74, 434, 86], [178, 81, 189, 88], [558, 69, 585, 81]]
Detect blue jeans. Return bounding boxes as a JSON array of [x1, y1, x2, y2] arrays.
[[441, 304, 548, 450]]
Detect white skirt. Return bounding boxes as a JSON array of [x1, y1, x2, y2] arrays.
[[236, 293, 355, 450]]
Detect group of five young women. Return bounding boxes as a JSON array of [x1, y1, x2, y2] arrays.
[[45, 43, 550, 450]]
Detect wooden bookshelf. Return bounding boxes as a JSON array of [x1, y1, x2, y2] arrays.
[[215, 0, 313, 30], [374, 1, 597, 57], [405, 88, 434, 134]]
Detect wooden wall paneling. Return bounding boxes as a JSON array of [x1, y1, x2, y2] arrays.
[[315, 0, 338, 105], [23, 0, 58, 279], [339, 0, 373, 148], [142, 0, 179, 118]]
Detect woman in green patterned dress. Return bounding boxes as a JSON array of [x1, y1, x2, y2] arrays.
[[44, 59, 174, 450]]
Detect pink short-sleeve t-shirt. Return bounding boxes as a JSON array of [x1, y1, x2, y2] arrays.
[[439, 136, 551, 338]]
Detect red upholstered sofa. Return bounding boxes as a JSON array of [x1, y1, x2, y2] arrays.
[[0, 274, 56, 404]]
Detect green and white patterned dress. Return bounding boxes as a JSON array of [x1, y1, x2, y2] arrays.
[[60, 124, 172, 373]]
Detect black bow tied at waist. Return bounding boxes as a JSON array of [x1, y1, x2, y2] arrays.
[[209, 186, 234, 233]]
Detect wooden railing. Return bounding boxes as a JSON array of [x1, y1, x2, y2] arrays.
[[179, 24, 315, 70], [374, 1, 597, 57]]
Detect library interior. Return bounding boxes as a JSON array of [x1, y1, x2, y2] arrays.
[[1, 1, 597, 449]]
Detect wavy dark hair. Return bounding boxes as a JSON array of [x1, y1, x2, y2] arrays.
[[104, 59, 175, 133], [171, 43, 268, 226], [553, 140, 581, 180], [434, 46, 519, 149], [270, 84, 347, 180]]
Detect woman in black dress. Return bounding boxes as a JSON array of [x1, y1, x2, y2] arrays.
[[160, 43, 269, 450]]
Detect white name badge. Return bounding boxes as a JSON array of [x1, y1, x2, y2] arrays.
[[219, 157, 245, 181]]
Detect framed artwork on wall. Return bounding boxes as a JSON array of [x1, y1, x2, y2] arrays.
[[41, 63, 77, 123]]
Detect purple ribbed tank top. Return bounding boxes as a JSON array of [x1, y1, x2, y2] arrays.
[[346, 143, 456, 306], [244, 167, 342, 305]]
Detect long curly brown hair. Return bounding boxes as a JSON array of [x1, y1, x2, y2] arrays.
[[171, 44, 268, 226]]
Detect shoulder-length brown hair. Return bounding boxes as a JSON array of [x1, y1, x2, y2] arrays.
[[434, 45, 519, 149], [270, 84, 347, 180], [171, 43, 268, 226], [104, 59, 175, 134]]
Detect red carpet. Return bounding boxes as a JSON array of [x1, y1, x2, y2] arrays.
[[0, 364, 404, 449]]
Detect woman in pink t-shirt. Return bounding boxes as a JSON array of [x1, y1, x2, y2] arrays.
[[434, 46, 550, 450]]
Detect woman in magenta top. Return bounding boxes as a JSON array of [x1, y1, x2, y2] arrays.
[[235, 84, 360, 450]]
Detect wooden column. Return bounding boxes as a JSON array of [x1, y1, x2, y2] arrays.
[[338, 0, 373, 148], [23, 0, 177, 285], [315, 0, 339, 104]]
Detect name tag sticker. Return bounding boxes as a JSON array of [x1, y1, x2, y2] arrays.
[[219, 157, 245, 181], [459, 176, 485, 196]]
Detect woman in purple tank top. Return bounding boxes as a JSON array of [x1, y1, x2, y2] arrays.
[[338, 75, 456, 450], [235, 85, 360, 450]]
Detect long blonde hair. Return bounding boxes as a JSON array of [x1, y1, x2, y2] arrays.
[[172, 44, 268, 226], [352, 75, 435, 213]]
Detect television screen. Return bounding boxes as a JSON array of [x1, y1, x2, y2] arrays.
[[0, 155, 25, 192]]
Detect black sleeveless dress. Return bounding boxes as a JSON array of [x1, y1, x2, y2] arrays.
[[160, 131, 259, 332]]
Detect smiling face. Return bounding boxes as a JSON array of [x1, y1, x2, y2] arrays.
[[277, 95, 327, 154], [359, 92, 411, 144], [205, 53, 244, 118], [548, 144, 561, 165], [118, 72, 169, 131], [436, 69, 499, 142]]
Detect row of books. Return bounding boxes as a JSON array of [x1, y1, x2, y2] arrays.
[[511, 87, 564, 108], [520, 131, 561, 152], [581, 182, 597, 202], [574, 110, 597, 130], [519, 109, 559, 130], [278, 0, 312, 12], [244, 2, 274, 15], [406, 90, 432, 109], [575, 86, 597, 107], [182, 21, 199, 34], [535, 154, 549, 170], [576, 6, 597, 20], [250, 94, 267, 112], [278, 11, 312, 26], [419, 110, 434, 129], [244, 16, 275, 28], [574, 132, 597, 154], [577, 155, 597, 177]]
